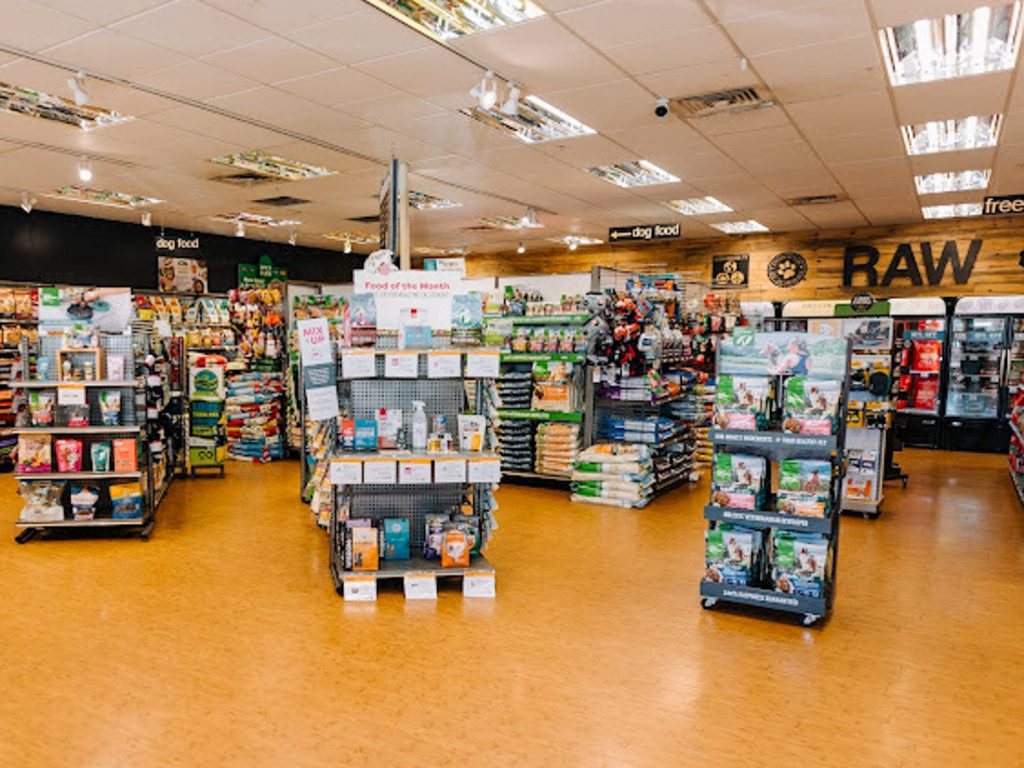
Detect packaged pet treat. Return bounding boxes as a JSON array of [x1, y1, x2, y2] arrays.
[[376, 408, 402, 450], [347, 292, 377, 347], [55, 439, 83, 473], [711, 452, 766, 509], [70, 485, 100, 521], [772, 531, 828, 599], [66, 405, 90, 427], [713, 375, 770, 430], [99, 390, 122, 426], [441, 527, 471, 567], [776, 458, 832, 518], [382, 518, 410, 560], [18, 480, 65, 523], [782, 377, 841, 435], [112, 438, 138, 472], [451, 293, 483, 346], [90, 442, 111, 472], [457, 415, 486, 452], [705, 524, 761, 586], [353, 419, 377, 451], [110, 482, 144, 519], [28, 391, 55, 426], [17, 434, 52, 473], [423, 515, 446, 559], [350, 526, 379, 571], [107, 356, 125, 381]]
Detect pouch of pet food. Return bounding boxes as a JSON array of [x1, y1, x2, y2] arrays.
[[776, 458, 832, 517], [705, 524, 759, 586], [772, 530, 828, 598], [713, 375, 770, 430], [710, 452, 766, 509], [782, 377, 841, 434]]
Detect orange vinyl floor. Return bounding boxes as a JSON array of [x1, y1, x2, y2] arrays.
[[0, 448, 1022, 767]]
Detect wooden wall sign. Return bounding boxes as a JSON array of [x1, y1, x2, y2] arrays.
[[711, 254, 749, 287], [842, 240, 980, 287]]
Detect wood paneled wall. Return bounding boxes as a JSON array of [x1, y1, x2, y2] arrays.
[[455, 217, 1024, 300]]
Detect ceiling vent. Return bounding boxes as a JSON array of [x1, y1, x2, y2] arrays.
[[348, 214, 380, 223], [252, 195, 311, 207], [673, 87, 775, 119], [211, 172, 279, 186], [785, 194, 848, 206]]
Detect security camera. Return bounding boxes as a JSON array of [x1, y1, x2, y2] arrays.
[[654, 97, 670, 118]]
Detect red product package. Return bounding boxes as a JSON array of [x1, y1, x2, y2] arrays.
[[55, 438, 84, 473], [912, 378, 939, 412], [912, 340, 942, 373]]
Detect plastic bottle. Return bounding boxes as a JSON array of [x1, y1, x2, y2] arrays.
[[411, 400, 428, 451]]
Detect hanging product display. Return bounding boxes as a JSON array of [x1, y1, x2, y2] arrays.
[[225, 371, 284, 463]]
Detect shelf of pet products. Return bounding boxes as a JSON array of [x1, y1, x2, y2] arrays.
[[484, 313, 591, 326], [12, 329, 157, 542], [701, 332, 851, 626], [324, 352, 499, 600]]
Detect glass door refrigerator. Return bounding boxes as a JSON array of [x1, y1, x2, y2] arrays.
[[890, 298, 948, 449], [943, 297, 1023, 453]]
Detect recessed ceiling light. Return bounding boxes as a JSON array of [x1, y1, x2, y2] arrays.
[[408, 191, 461, 210], [548, 235, 603, 248], [710, 220, 768, 234], [915, 169, 992, 194], [664, 196, 732, 215], [460, 95, 596, 144], [901, 115, 1002, 155], [880, 3, 1024, 87], [209, 150, 335, 181], [922, 203, 983, 219], [48, 186, 163, 209], [586, 160, 680, 188], [324, 232, 379, 246], [0, 80, 133, 130], [211, 212, 301, 228], [365, 0, 544, 42]]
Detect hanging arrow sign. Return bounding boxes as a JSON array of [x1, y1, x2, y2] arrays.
[[608, 223, 680, 242]]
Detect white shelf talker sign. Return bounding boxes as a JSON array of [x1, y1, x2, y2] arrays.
[[427, 351, 462, 379], [465, 350, 500, 379], [468, 457, 501, 484], [353, 269, 461, 331], [463, 571, 496, 598], [341, 350, 376, 379], [330, 458, 363, 485], [385, 351, 419, 378], [433, 457, 467, 483], [403, 573, 438, 600], [57, 385, 86, 406], [343, 576, 377, 602]]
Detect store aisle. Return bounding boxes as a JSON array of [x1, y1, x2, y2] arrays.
[[0, 450, 1021, 767]]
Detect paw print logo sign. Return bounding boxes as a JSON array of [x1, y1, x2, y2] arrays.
[[767, 251, 808, 288]]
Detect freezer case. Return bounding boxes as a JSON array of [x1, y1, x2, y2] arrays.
[[893, 318, 946, 448], [943, 315, 1007, 453]]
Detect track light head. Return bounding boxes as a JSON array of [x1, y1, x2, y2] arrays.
[[235, 220, 245, 238], [141, 210, 152, 227], [67, 71, 90, 106], [517, 242, 525, 254], [343, 237, 352, 254], [500, 83, 521, 116], [568, 239, 578, 251], [77, 157, 92, 183], [288, 231, 297, 246], [20, 192, 35, 214], [470, 70, 498, 110]]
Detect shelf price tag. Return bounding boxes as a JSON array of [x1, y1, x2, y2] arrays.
[[341, 350, 377, 380], [57, 385, 86, 406], [362, 458, 397, 484], [329, 458, 362, 485], [427, 350, 462, 379], [463, 571, 496, 598], [403, 572, 438, 600], [398, 458, 432, 484], [343, 575, 377, 602], [385, 351, 419, 378], [465, 350, 500, 379], [433, 457, 467, 483], [467, 457, 501, 484]]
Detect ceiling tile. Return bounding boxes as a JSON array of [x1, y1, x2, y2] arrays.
[[786, 89, 896, 136], [636, 60, 754, 100], [907, 147, 998, 175], [273, 67, 399, 108], [136, 61, 259, 102], [41, 29, 186, 79], [341, 94, 445, 131], [809, 129, 905, 164], [534, 80, 662, 133], [793, 200, 868, 228], [111, 0, 269, 57], [0, 0, 94, 51], [147, 104, 288, 148], [867, 0, 997, 28], [282, 10, 431, 65], [892, 73, 1014, 125], [406, 112, 522, 155], [558, 0, 710, 47], [354, 47, 481, 100], [690, 105, 793, 137], [725, 0, 870, 56], [705, 0, 820, 22], [32, 0, 174, 25], [752, 35, 886, 102], [202, 0, 365, 32], [202, 37, 336, 85], [603, 25, 737, 76], [606, 122, 717, 160]]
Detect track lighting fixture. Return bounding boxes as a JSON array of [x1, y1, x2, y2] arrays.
[[343, 237, 352, 254], [500, 83, 521, 116], [519, 207, 539, 228], [568, 239, 578, 251], [288, 231, 297, 246], [235, 220, 245, 238], [20, 191, 35, 214], [141, 210, 152, 227], [739, 57, 748, 71], [517, 242, 525, 254], [77, 157, 92, 183], [470, 70, 498, 110], [67, 71, 90, 106]]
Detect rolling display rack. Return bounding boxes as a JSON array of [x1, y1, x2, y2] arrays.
[[700, 331, 851, 626]]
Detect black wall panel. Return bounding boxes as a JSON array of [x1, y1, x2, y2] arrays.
[[0, 205, 357, 291]]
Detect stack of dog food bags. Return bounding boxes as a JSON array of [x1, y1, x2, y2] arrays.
[[535, 421, 581, 477], [497, 419, 533, 473], [225, 371, 285, 462], [570, 443, 654, 508]]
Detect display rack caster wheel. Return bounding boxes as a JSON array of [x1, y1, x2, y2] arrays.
[[803, 613, 820, 626], [702, 597, 718, 610], [902, 478, 908, 489]]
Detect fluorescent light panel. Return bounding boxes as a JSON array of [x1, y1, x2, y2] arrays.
[[0, 80, 133, 130], [922, 203, 982, 219], [548, 235, 603, 246], [365, 0, 543, 42], [710, 220, 768, 234], [460, 95, 595, 144], [586, 160, 679, 188], [324, 232, 379, 245], [915, 169, 991, 194], [415, 246, 471, 256], [408, 191, 461, 210], [880, 3, 1024, 86], [901, 115, 1002, 155], [209, 150, 335, 181], [48, 186, 161, 209], [476, 215, 544, 230], [211, 212, 301, 227], [664, 196, 732, 215]]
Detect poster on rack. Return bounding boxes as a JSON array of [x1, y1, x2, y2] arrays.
[[158, 256, 208, 293], [353, 269, 461, 331], [720, 331, 846, 377], [296, 317, 340, 421], [38, 287, 133, 333], [238, 255, 287, 290]]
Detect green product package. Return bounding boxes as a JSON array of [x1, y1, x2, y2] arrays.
[[90, 442, 111, 472]]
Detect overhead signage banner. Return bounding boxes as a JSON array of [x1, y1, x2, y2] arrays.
[[711, 254, 749, 288], [353, 269, 461, 331], [238, 255, 287, 289], [158, 256, 208, 293], [608, 223, 680, 243], [423, 257, 466, 275], [38, 287, 133, 332], [981, 194, 1024, 216]]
